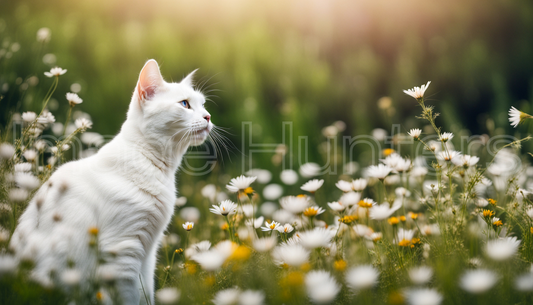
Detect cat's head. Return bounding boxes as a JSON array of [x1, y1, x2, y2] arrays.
[[129, 59, 212, 150]]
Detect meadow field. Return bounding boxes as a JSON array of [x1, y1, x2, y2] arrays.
[[2, 0, 533, 304]]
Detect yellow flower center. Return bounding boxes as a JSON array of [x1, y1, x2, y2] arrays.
[[398, 239, 411, 247], [383, 148, 396, 157], [334, 260, 347, 271], [409, 213, 418, 220], [297, 194, 306, 198], [270, 223, 276, 229], [230, 245, 251, 261], [88, 227, 99, 236], [488, 198, 497, 206], [244, 187, 254, 195], [358, 200, 373, 208], [388, 217, 399, 225], [400, 216, 406, 222], [493, 220, 503, 227], [303, 207, 318, 217], [339, 215, 358, 224]]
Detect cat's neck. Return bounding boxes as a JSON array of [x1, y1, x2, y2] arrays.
[[117, 120, 187, 173]]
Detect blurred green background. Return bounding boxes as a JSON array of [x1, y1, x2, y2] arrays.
[[1, 0, 533, 182]]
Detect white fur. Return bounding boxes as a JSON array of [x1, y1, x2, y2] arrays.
[[10, 60, 212, 304]]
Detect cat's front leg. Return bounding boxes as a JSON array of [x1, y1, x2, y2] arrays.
[[115, 277, 141, 305], [100, 239, 146, 304], [139, 245, 158, 305]]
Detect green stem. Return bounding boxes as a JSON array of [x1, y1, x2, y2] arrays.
[[63, 105, 73, 137], [39, 76, 58, 116]]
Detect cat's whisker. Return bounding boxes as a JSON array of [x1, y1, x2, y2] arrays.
[[208, 127, 237, 160], [196, 73, 220, 94]]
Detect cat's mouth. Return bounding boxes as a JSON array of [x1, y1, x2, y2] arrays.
[[190, 127, 209, 142]]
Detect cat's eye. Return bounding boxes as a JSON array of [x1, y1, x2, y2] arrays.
[[179, 100, 190, 109]]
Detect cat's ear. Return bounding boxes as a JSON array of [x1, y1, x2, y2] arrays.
[[137, 59, 164, 102], [181, 69, 198, 88]]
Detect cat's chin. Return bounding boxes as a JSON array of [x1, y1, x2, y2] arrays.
[[188, 128, 209, 146]]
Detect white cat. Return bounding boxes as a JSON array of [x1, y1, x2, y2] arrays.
[[10, 59, 212, 304]]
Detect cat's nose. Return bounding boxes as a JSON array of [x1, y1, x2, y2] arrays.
[[204, 115, 211, 123]]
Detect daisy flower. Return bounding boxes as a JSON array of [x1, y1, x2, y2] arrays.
[[272, 244, 310, 267], [75, 118, 93, 130], [37, 110, 55, 125], [335, 180, 353, 192], [280, 195, 309, 214], [358, 198, 376, 208], [403, 288, 442, 305], [44, 67, 67, 77], [298, 227, 334, 249], [305, 270, 341, 304], [36, 27, 51, 43], [299, 162, 321, 178], [509, 106, 533, 128], [261, 220, 281, 232], [238, 290, 265, 305], [280, 169, 299, 185], [491, 217, 503, 227], [439, 132, 454, 142], [345, 265, 379, 290], [276, 223, 294, 234], [156, 288, 180, 305], [22, 111, 37, 123], [189, 251, 226, 271], [515, 273, 533, 292], [403, 81, 431, 100], [339, 191, 361, 207], [226, 175, 257, 193], [436, 150, 461, 162], [369, 203, 395, 220], [460, 269, 498, 294], [212, 288, 241, 305], [245, 216, 264, 229], [209, 200, 237, 216], [451, 154, 480, 167], [23, 149, 38, 162], [366, 164, 392, 180], [182, 222, 194, 231], [408, 266, 433, 285], [303, 206, 325, 217], [352, 178, 367, 191], [327, 201, 345, 212], [395, 228, 417, 246], [252, 236, 277, 252], [485, 237, 521, 261], [408, 128, 422, 139], [66, 92, 83, 106], [300, 179, 324, 193]]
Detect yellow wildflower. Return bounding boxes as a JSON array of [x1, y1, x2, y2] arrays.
[[383, 148, 396, 157], [243, 187, 254, 195], [88, 227, 99, 236], [388, 217, 399, 225], [482, 209, 495, 218], [334, 260, 347, 271]]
